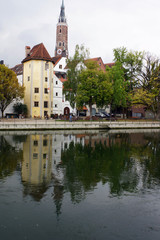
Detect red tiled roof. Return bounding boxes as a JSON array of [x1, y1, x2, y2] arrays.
[[22, 43, 52, 63], [52, 56, 62, 65], [11, 64, 23, 76], [59, 77, 67, 83], [85, 57, 106, 71]]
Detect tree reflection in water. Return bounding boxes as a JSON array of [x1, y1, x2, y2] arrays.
[[60, 132, 160, 202], [1, 131, 160, 217], [0, 135, 23, 179]]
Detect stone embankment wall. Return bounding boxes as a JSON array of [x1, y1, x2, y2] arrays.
[[0, 119, 160, 130]]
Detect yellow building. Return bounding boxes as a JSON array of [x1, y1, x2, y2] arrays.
[[22, 134, 52, 185], [22, 43, 54, 118]]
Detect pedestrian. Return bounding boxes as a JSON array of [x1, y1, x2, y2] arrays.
[[69, 114, 72, 122]]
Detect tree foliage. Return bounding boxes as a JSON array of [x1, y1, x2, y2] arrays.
[[0, 65, 24, 117], [106, 62, 129, 111], [63, 44, 89, 108], [107, 47, 143, 116], [131, 54, 160, 118], [76, 61, 113, 118], [13, 102, 28, 116]]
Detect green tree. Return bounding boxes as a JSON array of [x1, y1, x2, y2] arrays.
[[76, 61, 113, 119], [63, 44, 89, 108], [0, 65, 24, 118], [13, 102, 28, 117], [106, 62, 129, 116], [108, 47, 143, 117], [131, 54, 160, 119], [113, 47, 143, 85]]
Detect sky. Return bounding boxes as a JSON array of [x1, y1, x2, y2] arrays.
[[0, 0, 160, 68]]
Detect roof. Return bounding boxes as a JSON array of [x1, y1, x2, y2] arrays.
[[11, 64, 23, 76], [22, 43, 52, 63], [59, 76, 67, 83], [85, 57, 106, 71], [105, 63, 115, 68], [59, 0, 67, 23], [52, 56, 62, 65]]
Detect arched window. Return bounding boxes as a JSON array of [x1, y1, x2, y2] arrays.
[[59, 42, 61, 47]]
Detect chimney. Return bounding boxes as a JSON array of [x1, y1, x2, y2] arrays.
[[25, 46, 31, 57]]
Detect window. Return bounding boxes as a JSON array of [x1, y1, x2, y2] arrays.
[[34, 88, 39, 93], [45, 77, 48, 82], [63, 42, 65, 46], [56, 81, 58, 85], [28, 76, 30, 81], [59, 65, 62, 69], [34, 102, 39, 107], [56, 92, 58, 96], [43, 153, 47, 159], [43, 139, 48, 146], [45, 63, 49, 70], [43, 164, 46, 169], [44, 88, 48, 94], [44, 101, 48, 108], [60, 29, 61, 33], [33, 140, 38, 146], [59, 42, 61, 47], [33, 153, 38, 159], [55, 104, 57, 108]]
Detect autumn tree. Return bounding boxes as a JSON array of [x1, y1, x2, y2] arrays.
[[0, 64, 24, 118], [76, 61, 113, 119], [63, 44, 89, 108]]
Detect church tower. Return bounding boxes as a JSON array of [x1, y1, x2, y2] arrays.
[[55, 0, 68, 57]]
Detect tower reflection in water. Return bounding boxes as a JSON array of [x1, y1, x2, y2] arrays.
[[22, 135, 53, 201]]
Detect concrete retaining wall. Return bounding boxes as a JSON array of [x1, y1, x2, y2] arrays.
[[0, 119, 160, 130]]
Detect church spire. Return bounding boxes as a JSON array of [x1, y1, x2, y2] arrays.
[[59, 0, 66, 23], [55, 0, 68, 57]]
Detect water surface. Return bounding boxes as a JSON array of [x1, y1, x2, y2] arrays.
[[0, 130, 160, 240]]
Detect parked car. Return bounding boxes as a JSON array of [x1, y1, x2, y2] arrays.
[[95, 112, 106, 118], [101, 112, 110, 118]]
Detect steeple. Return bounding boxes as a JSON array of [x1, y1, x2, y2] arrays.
[[55, 0, 68, 57], [59, 0, 66, 23]]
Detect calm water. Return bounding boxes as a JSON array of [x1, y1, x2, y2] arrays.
[[1, 130, 160, 240]]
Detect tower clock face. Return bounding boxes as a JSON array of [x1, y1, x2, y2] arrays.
[[57, 49, 62, 55]]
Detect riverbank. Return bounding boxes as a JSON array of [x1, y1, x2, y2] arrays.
[[0, 119, 160, 130]]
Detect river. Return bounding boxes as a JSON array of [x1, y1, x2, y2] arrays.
[[0, 129, 160, 240]]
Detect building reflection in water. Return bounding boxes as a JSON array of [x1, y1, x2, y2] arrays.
[[20, 130, 160, 215], [22, 135, 52, 201]]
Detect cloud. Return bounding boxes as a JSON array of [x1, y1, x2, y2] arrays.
[[1, 0, 160, 66]]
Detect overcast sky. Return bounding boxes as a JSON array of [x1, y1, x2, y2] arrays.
[[1, 0, 160, 67]]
